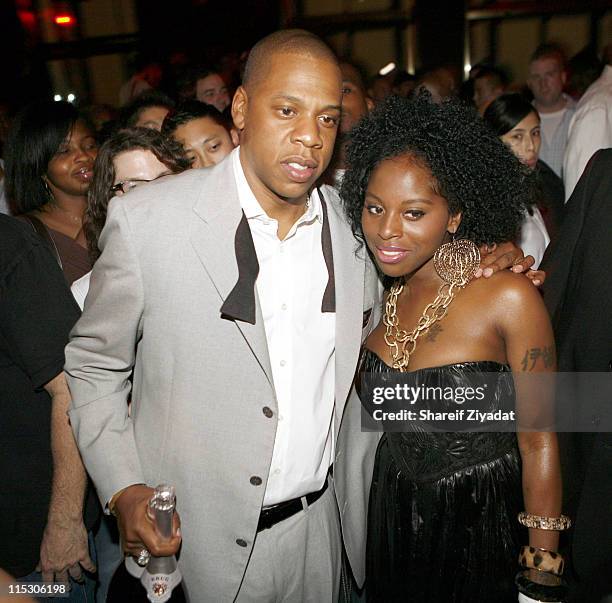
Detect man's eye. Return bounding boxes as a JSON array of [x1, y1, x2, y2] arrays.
[[280, 107, 295, 117], [209, 143, 220, 152], [320, 115, 339, 126], [342, 87, 352, 95]]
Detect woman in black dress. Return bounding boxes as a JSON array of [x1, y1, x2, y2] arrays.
[[341, 95, 566, 602]]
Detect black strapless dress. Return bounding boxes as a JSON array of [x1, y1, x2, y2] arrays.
[[360, 349, 523, 603]]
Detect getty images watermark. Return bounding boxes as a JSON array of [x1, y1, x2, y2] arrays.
[[360, 371, 612, 432]]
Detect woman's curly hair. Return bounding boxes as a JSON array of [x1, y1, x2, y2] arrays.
[[340, 93, 533, 248], [85, 127, 191, 262]]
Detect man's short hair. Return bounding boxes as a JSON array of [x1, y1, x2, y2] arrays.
[[473, 66, 508, 89], [530, 43, 566, 68], [242, 29, 338, 89]]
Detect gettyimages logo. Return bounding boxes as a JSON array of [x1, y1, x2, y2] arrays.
[[361, 371, 612, 433]]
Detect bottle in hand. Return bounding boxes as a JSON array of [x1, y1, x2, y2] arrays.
[[107, 484, 186, 603]]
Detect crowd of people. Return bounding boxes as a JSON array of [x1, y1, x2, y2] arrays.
[[0, 26, 611, 603]]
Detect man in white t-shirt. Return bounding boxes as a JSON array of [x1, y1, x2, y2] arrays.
[[527, 44, 575, 180], [563, 62, 612, 200]]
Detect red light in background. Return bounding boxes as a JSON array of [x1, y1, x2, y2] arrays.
[[54, 14, 73, 26]]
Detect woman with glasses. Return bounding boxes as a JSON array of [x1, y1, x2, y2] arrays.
[[71, 127, 190, 309]]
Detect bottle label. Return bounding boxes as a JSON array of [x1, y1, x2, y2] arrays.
[[141, 568, 182, 603]]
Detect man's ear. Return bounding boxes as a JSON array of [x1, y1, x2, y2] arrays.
[[366, 96, 375, 112], [231, 86, 248, 131]]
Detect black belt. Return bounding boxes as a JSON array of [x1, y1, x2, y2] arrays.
[[257, 479, 329, 532]]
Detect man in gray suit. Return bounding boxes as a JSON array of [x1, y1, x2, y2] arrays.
[[65, 30, 377, 602], [65, 30, 532, 602]]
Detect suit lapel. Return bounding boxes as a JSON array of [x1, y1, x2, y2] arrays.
[[322, 190, 366, 427], [190, 159, 273, 386]]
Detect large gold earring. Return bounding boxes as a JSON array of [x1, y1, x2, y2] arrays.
[[433, 237, 480, 287]]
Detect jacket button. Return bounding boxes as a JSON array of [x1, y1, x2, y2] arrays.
[[236, 539, 248, 547], [262, 406, 273, 418], [250, 476, 262, 486]]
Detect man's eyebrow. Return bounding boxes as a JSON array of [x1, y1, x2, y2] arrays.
[[271, 94, 341, 112]]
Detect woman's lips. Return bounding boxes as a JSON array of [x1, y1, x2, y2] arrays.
[[375, 246, 410, 264], [522, 158, 537, 169], [280, 160, 316, 183], [73, 167, 93, 181]]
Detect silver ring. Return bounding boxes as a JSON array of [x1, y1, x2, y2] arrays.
[[136, 548, 151, 567]]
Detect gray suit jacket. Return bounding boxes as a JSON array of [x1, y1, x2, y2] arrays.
[[65, 156, 380, 601]]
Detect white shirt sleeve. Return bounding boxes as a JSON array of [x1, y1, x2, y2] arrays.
[[563, 105, 611, 200], [517, 208, 550, 269]]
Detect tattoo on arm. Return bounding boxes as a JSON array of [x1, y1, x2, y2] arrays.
[[521, 346, 555, 371], [425, 323, 443, 343]]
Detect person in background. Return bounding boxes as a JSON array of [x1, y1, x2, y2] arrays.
[[195, 67, 231, 113], [119, 91, 175, 132], [0, 214, 96, 602], [563, 59, 612, 200], [415, 66, 458, 104], [541, 149, 612, 602], [73, 127, 190, 310], [161, 100, 238, 169], [320, 60, 373, 189], [392, 70, 417, 98], [118, 57, 163, 107], [484, 93, 565, 262], [527, 44, 576, 179], [80, 104, 118, 140], [473, 65, 508, 114], [368, 73, 394, 105], [566, 46, 604, 101], [4, 100, 97, 285], [177, 65, 231, 113]]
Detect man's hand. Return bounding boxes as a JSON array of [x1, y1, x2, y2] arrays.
[[476, 241, 536, 278], [524, 269, 545, 287], [37, 515, 95, 584], [114, 485, 181, 558]]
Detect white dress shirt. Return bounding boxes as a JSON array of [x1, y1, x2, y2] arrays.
[[71, 270, 91, 311], [564, 65, 612, 200], [518, 206, 550, 269], [232, 148, 336, 506]]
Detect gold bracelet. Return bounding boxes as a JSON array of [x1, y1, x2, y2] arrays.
[[518, 546, 565, 576], [518, 512, 572, 531], [108, 483, 146, 517]]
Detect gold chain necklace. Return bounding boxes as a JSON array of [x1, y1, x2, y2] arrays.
[[382, 239, 480, 372]]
